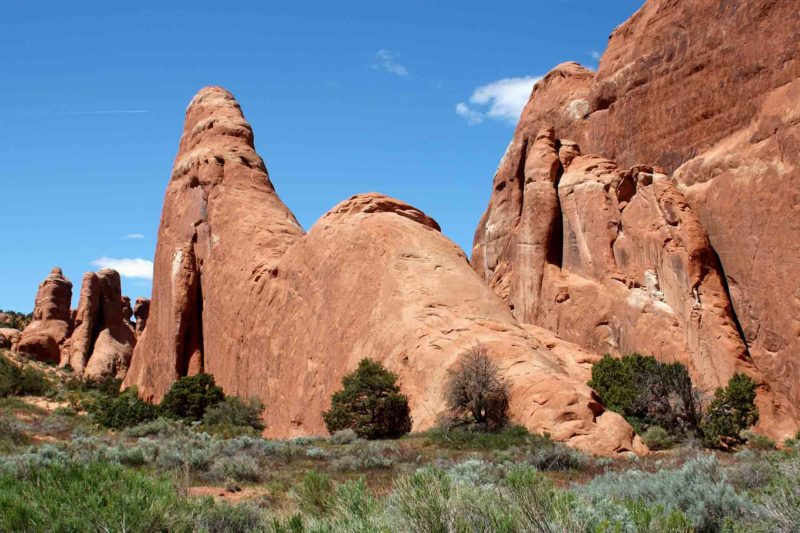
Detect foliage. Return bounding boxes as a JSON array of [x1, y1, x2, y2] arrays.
[[323, 358, 412, 440], [425, 424, 532, 450], [444, 343, 510, 431], [579, 455, 749, 531], [642, 426, 674, 450], [702, 373, 759, 449], [0, 310, 32, 330], [329, 428, 358, 445], [202, 396, 265, 437], [88, 388, 158, 430], [160, 373, 225, 422], [0, 354, 51, 397], [588, 353, 702, 438], [0, 461, 192, 532], [294, 470, 334, 514], [742, 430, 776, 451]]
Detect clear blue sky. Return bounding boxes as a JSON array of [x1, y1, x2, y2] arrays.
[[1, 0, 642, 312]]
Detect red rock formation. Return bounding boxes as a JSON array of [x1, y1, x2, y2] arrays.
[[16, 267, 73, 363], [0, 328, 21, 351], [133, 297, 149, 337], [473, 0, 800, 439], [125, 87, 645, 455], [66, 269, 136, 380]]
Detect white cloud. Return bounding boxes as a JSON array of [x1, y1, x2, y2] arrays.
[[124, 233, 144, 239], [590, 50, 602, 60], [92, 257, 153, 279], [372, 49, 409, 76], [456, 76, 541, 125], [455, 102, 483, 125]]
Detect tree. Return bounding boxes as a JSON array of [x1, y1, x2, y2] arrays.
[[322, 358, 412, 439], [588, 354, 702, 437], [159, 373, 224, 422], [702, 373, 759, 449], [444, 343, 510, 431]]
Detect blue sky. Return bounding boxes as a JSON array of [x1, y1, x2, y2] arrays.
[[1, 0, 642, 312]]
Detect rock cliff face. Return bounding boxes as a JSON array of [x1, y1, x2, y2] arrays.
[[124, 86, 645, 455], [472, 0, 800, 438], [16, 267, 73, 363]]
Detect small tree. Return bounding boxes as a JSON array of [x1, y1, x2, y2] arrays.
[[160, 373, 225, 422], [323, 358, 412, 439], [444, 343, 510, 431], [702, 373, 759, 449]]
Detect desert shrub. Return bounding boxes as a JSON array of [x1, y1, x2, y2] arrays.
[[209, 455, 261, 483], [702, 373, 759, 449], [444, 343, 509, 431], [388, 466, 453, 532], [322, 358, 412, 440], [0, 354, 51, 397], [122, 417, 187, 438], [0, 461, 195, 532], [202, 396, 265, 437], [191, 501, 267, 533], [330, 428, 358, 445], [88, 388, 158, 429], [579, 455, 750, 531], [425, 424, 531, 450], [331, 441, 394, 471], [0, 417, 28, 451], [588, 354, 701, 438], [0, 310, 32, 330], [294, 470, 334, 514], [160, 373, 225, 422], [755, 454, 800, 531], [526, 439, 590, 472], [642, 426, 673, 450], [506, 465, 586, 532], [742, 430, 776, 451]]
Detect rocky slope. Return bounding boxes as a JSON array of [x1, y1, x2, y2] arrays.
[[472, 0, 800, 439], [124, 86, 645, 455]]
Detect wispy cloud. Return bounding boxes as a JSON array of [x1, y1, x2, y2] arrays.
[[124, 233, 144, 239], [455, 76, 541, 125], [590, 50, 602, 60], [372, 49, 409, 76], [455, 102, 484, 125], [92, 257, 153, 279]]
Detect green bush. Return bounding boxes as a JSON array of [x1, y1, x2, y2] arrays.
[[425, 424, 532, 450], [0, 355, 51, 397], [88, 389, 158, 430], [322, 358, 412, 440], [642, 426, 673, 450], [202, 396, 265, 437], [160, 373, 225, 422], [0, 461, 193, 531], [702, 373, 759, 449], [588, 354, 701, 438], [294, 470, 334, 514], [743, 430, 776, 451], [444, 343, 510, 431]]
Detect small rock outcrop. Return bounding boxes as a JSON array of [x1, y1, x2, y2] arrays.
[[16, 267, 73, 363], [0, 328, 21, 350], [124, 87, 644, 455], [66, 269, 136, 380], [133, 297, 150, 337]]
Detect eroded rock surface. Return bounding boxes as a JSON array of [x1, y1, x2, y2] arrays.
[[16, 267, 73, 363], [66, 269, 136, 380], [0, 328, 21, 351], [124, 87, 644, 455], [133, 297, 150, 337], [472, 0, 800, 439]]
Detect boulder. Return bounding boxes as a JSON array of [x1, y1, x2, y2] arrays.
[[124, 86, 643, 455], [0, 328, 21, 351], [16, 267, 73, 363]]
